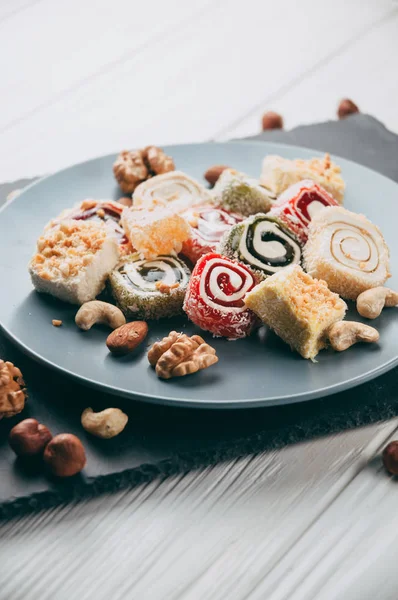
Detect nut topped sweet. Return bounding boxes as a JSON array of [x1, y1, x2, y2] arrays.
[[47, 199, 129, 251], [29, 220, 119, 304], [260, 153, 345, 204], [244, 265, 347, 359]]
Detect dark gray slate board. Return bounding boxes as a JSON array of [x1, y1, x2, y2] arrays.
[[1, 115, 398, 518]]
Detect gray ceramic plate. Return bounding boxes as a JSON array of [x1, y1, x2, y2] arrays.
[[1, 142, 397, 408]]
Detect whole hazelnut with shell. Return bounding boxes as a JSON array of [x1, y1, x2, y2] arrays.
[[261, 111, 284, 131], [43, 433, 86, 477], [337, 98, 359, 119], [9, 418, 52, 457], [204, 165, 230, 187], [382, 441, 398, 475]]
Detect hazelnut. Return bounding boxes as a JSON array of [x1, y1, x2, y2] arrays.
[[9, 418, 52, 457], [118, 196, 133, 207], [43, 433, 86, 477], [204, 165, 230, 186], [337, 98, 359, 119], [261, 111, 283, 131], [382, 441, 398, 475]]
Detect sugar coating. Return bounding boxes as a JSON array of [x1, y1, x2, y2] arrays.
[[212, 169, 275, 216], [109, 253, 191, 320], [121, 205, 190, 259], [183, 253, 258, 339], [260, 154, 345, 204], [244, 264, 347, 359], [304, 206, 390, 300], [218, 213, 302, 281]]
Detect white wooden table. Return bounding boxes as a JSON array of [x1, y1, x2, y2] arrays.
[[1, 2, 398, 598]]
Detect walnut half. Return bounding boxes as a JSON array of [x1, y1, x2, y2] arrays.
[[0, 360, 27, 419], [148, 331, 218, 379], [113, 146, 175, 194], [113, 150, 149, 194]]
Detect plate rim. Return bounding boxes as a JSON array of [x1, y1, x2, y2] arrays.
[[1, 140, 397, 409], [1, 321, 398, 409], [3, 139, 398, 216]]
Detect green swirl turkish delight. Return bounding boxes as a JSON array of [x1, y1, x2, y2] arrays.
[[218, 214, 302, 280], [109, 253, 191, 319]]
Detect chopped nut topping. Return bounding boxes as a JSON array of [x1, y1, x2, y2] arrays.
[[52, 320, 63, 327], [295, 153, 340, 181], [155, 281, 180, 294], [81, 199, 98, 210], [31, 221, 108, 281]]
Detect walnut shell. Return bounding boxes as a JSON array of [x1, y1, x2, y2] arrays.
[[148, 331, 218, 379], [113, 150, 149, 194], [113, 146, 175, 193], [0, 360, 27, 419], [144, 146, 175, 175]]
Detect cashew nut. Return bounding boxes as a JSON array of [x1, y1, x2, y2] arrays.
[[356, 287, 398, 319], [327, 321, 379, 352], [81, 407, 128, 439], [75, 301, 126, 331]]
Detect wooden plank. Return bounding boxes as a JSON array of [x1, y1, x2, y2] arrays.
[[0, 420, 396, 599], [223, 9, 398, 141], [0, 0, 40, 23], [247, 427, 398, 600], [0, 0, 393, 181], [0, 0, 213, 131]]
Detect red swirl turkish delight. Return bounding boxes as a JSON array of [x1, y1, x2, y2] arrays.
[[183, 253, 258, 339], [269, 180, 338, 244]]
